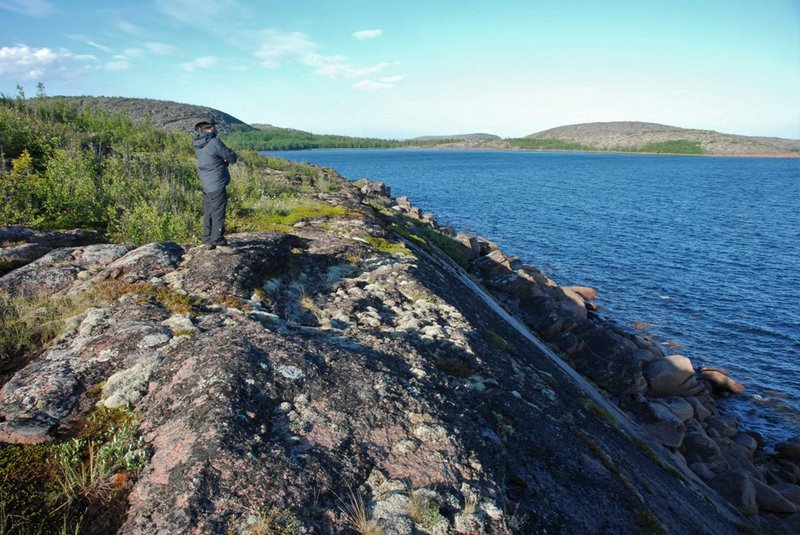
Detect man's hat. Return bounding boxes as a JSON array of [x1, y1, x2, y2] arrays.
[[193, 118, 216, 131]]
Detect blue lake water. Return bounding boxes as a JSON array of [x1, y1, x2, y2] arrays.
[[266, 149, 800, 443]]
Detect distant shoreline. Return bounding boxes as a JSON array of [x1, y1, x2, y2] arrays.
[[267, 145, 800, 159]]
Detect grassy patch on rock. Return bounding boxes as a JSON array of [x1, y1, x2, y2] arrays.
[[577, 431, 643, 504], [96, 280, 202, 315], [435, 354, 473, 378], [580, 397, 615, 425], [485, 328, 514, 353], [0, 292, 98, 375], [232, 197, 359, 232], [238, 505, 300, 535], [0, 407, 148, 533], [365, 236, 412, 256], [390, 221, 470, 270]]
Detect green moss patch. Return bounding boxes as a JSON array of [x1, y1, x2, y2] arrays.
[[365, 236, 413, 256]]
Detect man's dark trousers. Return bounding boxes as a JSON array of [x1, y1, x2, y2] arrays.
[[202, 187, 228, 245]]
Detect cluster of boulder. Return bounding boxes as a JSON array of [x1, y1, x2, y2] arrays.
[[379, 182, 800, 532]]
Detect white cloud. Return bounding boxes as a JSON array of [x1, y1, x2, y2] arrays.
[[145, 42, 180, 55], [308, 57, 392, 79], [254, 28, 397, 80], [0, 0, 58, 17], [180, 56, 219, 72], [0, 45, 74, 80], [254, 29, 317, 68], [353, 29, 383, 41], [353, 74, 406, 91]]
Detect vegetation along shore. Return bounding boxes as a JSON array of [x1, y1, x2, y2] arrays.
[[1, 95, 799, 533]]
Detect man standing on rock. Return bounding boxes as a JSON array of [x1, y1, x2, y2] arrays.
[[193, 118, 238, 250]]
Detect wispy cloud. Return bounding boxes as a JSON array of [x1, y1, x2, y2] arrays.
[[124, 47, 145, 58], [145, 42, 180, 55], [0, 44, 74, 80], [352, 29, 383, 41], [113, 19, 147, 38], [105, 58, 131, 71], [353, 74, 406, 91], [180, 56, 219, 72], [254, 28, 400, 84], [254, 29, 316, 68], [87, 41, 113, 54], [156, 0, 239, 26], [0, 0, 58, 17], [310, 58, 392, 79]]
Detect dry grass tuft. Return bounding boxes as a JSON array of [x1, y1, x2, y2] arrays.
[[340, 491, 382, 535]]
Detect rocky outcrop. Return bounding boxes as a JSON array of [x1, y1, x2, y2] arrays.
[[0, 213, 746, 533], [0, 226, 104, 276], [1, 179, 796, 533]]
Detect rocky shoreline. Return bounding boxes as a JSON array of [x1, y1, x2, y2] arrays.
[[0, 171, 798, 533], [371, 181, 800, 530]]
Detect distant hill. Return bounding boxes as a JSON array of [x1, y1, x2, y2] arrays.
[[36, 97, 798, 157], [411, 133, 501, 141], [524, 121, 800, 157], [251, 123, 311, 134], [49, 96, 252, 134]]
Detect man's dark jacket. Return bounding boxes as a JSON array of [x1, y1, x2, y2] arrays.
[[193, 131, 238, 193]]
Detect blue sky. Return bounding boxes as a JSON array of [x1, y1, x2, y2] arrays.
[[1, 0, 798, 139]]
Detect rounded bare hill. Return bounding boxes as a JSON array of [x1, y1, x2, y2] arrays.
[[54, 96, 253, 134], [411, 133, 501, 141], [528, 121, 800, 157]]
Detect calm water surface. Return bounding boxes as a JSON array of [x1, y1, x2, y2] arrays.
[[267, 149, 800, 443]]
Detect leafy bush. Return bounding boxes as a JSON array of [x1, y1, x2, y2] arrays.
[[0, 96, 346, 245]]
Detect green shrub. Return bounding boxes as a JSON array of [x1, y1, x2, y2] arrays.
[[638, 140, 704, 154], [42, 147, 105, 229]]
